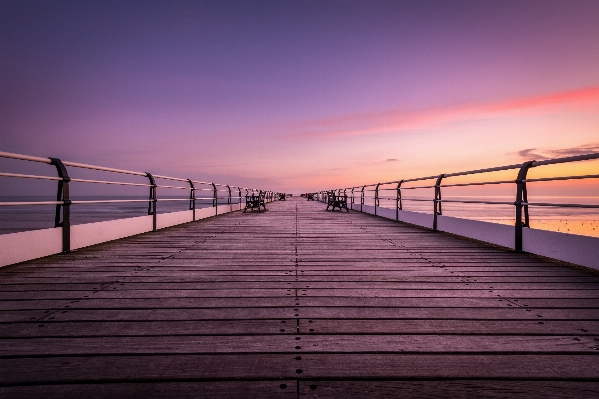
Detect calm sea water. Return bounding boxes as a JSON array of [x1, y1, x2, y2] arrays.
[[1, 195, 598, 238], [358, 195, 599, 238], [0, 196, 239, 234]]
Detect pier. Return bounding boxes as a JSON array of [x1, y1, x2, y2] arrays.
[[1, 198, 598, 398]]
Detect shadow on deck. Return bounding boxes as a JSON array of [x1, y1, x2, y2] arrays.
[[1, 198, 598, 398]]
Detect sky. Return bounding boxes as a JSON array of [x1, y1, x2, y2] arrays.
[[1, 0, 599, 194]]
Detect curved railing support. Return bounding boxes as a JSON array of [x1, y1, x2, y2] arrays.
[[374, 183, 380, 216], [49, 157, 71, 252], [515, 161, 535, 251], [433, 174, 445, 231], [187, 179, 196, 221], [360, 186, 365, 212], [211, 183, 217, 213], [146, 173, 157, 231], [395, 180, 403, 221]]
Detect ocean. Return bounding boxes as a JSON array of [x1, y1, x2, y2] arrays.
[[1, 195, 598, 238], [0, 196, 238, 235]]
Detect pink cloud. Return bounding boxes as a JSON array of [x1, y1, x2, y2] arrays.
[[515, 142, 599, 160], [282, 86, 599, 139]]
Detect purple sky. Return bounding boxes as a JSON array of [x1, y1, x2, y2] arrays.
[[1, 0, 599, 193]]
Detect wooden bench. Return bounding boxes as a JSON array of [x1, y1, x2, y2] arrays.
[[307, 193, 315, 201], [243, 192, 266, 213], [278, 193, 286, 201], [326, 191, 349, 212]]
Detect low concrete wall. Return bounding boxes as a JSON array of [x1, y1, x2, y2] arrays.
[[72, 215, 153, 250], [352, 203, 434, 230], [0, 202, 249, 267], [523, 228, 599, 270], [437, 215, 514, 249], [348, 203, 599, 271], [0, 228, 63, 267]]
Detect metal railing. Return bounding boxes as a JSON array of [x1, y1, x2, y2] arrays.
[[0, 151, 279, 252], [320, 153, 599, 251]]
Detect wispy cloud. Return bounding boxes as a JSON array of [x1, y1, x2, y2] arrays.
[[547, 143, 599, 158], [281, 86, 599, 140], [516, 148, 549, 160], [514, 142, 599, 161]]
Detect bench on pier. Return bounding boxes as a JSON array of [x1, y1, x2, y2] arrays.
[[307, 193, 315, 201], [243, 192, 266, 213], [326, 191, 349, 212], [278, 193, 286, 200]]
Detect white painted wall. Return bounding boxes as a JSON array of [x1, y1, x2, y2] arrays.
[[0, 228, 63, 267], [375, 207, 396, 220], [72, 215, 153, 250], [216, 204, 234, 215], [349, 204, 599, 271], [437, 215, 514, 249], [195, 206, 217, 220], [156, 210, 193, 230], [397, 210, 434, 229], [357, 204, 434, 230], [0, 202, 246, 267], [523, 228, 599, 270], [362, 204, 375, 214]]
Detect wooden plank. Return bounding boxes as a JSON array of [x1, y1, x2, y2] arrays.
[[2, 319, 597, 338], [0, 320, 297, 337], [4, 275, 598, 283], [2, 281, 597, 290], [298, 381, 599, 399], [290, 354, 599, 378], [0, 381, 296, 399], [3, 296, 599, 310], [0, 355, 298, 384], [1, 354, 598, 384], [1, 334, 596, 357], [304, 319, 599, 335], [2, 307, 597, 323]]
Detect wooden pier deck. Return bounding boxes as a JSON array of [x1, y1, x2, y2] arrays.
[[1, 198, 598, 398]]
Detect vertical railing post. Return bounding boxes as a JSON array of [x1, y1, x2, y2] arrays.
[[360, 186, 365, 212], [227, 185, 231, 207], [146, 173, 157, 231], [211, 183, 217, 214], [433, 174, 445, 231], [515, 161, 535, 252], [374, 183, 380, 216], [238, 187, 242, 210], [187, 179, 196, 221], [49, 157, 71, 253], [351, 188, 355, 210], [396, 180, 403, 221]]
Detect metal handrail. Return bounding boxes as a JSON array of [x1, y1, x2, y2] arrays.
[[324, 152, 599, 251], [0, 172, 61, 181], [1, 151, 275, 252]]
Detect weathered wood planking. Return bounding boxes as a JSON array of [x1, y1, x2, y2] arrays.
[[0, 197, 598, 398]]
